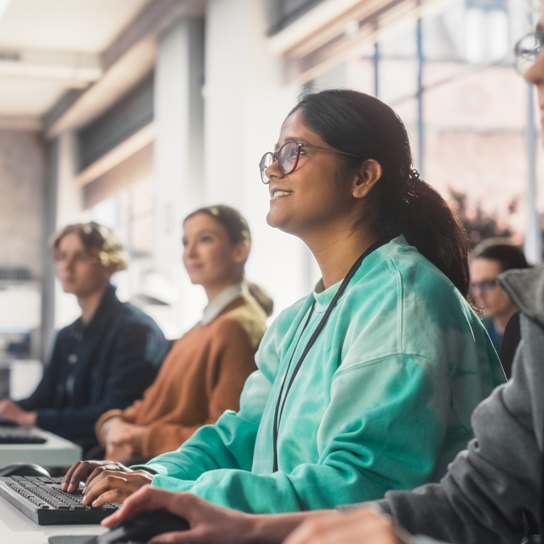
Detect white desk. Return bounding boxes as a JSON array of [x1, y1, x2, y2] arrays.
[[0, 428, 82, 467], [0, 495, 106, 544]]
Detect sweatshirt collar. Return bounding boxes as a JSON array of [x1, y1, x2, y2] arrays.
[[201, 282, 247, 325], [311, 236, 399, 313], [312, 278, 342, 313]]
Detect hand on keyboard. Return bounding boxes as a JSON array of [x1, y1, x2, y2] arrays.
[[61, 461, 131, 493], [82, 469, 153, 507], [61, 460, 154, 508]]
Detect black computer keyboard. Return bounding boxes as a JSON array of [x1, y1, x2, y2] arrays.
[[0, 476, 120, 525], [0, 428, 47, 444]]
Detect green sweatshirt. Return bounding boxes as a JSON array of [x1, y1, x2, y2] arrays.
[[141, 236, 505, 513]]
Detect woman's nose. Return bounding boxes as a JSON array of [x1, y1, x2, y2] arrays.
[[184, 242, 197, 257], [525, 48, 544, 85], [61, 258, 74, 271], [265, 159, 283, 182]]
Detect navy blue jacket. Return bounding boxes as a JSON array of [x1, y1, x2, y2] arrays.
[[17, 285, 170, 447]]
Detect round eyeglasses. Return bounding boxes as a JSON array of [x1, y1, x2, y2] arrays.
[[259, 140, 355, 184], [514, 31, 544, 76]]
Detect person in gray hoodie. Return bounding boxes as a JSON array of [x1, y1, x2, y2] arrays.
[[96, 12, 544, 544]]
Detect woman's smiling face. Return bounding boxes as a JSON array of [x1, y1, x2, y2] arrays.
[[182, 213, 243, 289], [265, 109, 354, 239]]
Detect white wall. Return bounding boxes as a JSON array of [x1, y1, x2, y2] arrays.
[[152, 17, 207, 335], [53, 131, 87, 329], [204, 0, 312, 320], [0, 130, 45, 355], [0, 130, 45, 279]]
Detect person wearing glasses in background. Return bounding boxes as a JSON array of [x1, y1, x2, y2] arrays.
[[62, 89, 503, 516], [470, 240, 529, 362], [0, 222, 170, 454], [95, 14, 544, 544]]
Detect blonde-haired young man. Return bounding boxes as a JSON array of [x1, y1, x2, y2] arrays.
[[0, 222, 169, 453]]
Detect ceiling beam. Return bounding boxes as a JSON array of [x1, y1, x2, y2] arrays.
[[76, 122, 155, 187], [276, 0, 462, 84], [0, 115, 43, 131], [0, 49, 101, 85], [268, 0, 364, 56], [45, 0, 205, 138]]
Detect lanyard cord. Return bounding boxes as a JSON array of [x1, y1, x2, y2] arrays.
[[540, 458, 544, 541], [533, 322, 543, 540], [272, 237, 389, 472]]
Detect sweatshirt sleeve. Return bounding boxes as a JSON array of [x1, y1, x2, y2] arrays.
[[139, 368, 271, 481], [372, 326, 541, 544], [140, 319, 258, 455], [145, 354, 459, 513]]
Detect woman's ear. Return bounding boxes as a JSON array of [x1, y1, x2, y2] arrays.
[[351, 159, 382, 199], [232, 240, 250, 264]]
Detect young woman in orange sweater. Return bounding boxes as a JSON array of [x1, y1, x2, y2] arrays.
[[95, 205, 273, 463]]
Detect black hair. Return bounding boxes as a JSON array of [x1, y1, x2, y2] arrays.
[[183, 205, 274, 316], [472, 239, 529, 272], [290, 89, 470, 298]]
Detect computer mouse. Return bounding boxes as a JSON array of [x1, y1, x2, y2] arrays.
[[93, 510, 190, 543], [0, 462, 51, 477]]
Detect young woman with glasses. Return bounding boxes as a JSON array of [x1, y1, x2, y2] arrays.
[[61, 90, 505, 521]]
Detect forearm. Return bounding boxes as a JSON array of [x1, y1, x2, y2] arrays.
[[96, 412, 125, 446], [151, 459, 405, 514], [144, 410, 260, 481], [0, 400, 36, 426], [249, 511, 324, 544]]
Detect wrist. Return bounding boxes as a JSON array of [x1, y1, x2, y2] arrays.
[[20, 411, 36, 427], [131, 427, 145, 454], [102, 416, 122, 437], [249, 513, 306, 544]]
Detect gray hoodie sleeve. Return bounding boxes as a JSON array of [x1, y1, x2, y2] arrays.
[[371, 312, 544, 544]]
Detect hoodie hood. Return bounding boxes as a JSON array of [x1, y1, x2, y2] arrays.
[[499, 264, 544, 329]]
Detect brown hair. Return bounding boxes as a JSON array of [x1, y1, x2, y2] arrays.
[[185, 205, 251, 246], [50, 222, 128, 271], [184, 205, 274, 316], [472, 238, 529, 272]]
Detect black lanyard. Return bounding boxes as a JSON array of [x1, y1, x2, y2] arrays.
[[272, 237, 388, 472]]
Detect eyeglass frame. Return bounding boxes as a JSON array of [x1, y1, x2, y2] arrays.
[[470, 278, 498, 294], [259, 140, 356, 184], [514, 30, 544, 76]]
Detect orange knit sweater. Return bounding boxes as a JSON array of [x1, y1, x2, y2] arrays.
[[95, 294, 267, 456]]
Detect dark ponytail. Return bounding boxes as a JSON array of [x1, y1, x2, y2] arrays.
[[290, 90, 470, 299], [184, 205, 274, 316]]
